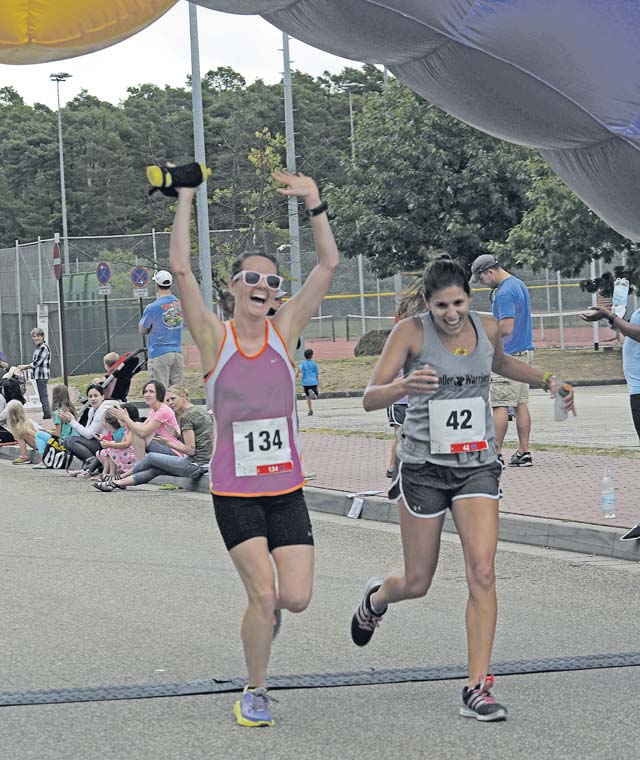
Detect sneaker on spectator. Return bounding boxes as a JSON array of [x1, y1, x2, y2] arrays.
[[12, 455, 31, 465], [508, 450, 532, 467]]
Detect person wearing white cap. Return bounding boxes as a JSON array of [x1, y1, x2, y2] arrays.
[[139, 269, 184, 388]]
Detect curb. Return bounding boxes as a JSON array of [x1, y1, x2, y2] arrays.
[[2, 445, 638, 562]]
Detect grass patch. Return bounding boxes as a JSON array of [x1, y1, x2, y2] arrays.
[[305, 427, 394, 441], [508, 441, 640, 458]]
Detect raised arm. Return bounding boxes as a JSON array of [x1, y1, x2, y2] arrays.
[[271, 172, 339, 356], [169, 186, 223, 374]]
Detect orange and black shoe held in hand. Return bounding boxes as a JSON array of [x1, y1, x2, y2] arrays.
[[146, 162, 211, 197]]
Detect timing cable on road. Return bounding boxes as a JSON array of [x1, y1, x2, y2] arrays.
[[2, 651, 640, 707]]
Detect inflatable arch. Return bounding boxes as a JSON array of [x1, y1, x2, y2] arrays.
[[2, 0, 639, 241], [196, 1, 640, 243], [0, 0, 176, 65]]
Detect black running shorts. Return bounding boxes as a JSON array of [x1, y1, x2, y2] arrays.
[[212, 488, 314, 552], [386, 403, 407, 427], [303, 385, 319, 398], [389, 460, 502, 518]]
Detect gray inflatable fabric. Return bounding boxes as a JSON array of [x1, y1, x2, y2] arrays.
[[196, 0, 640, 243]]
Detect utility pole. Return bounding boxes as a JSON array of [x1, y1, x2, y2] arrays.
[[189, 2, 214, 311], [345, 82, 366, 335], [282, 32, 304, 356], [50, 72, 71, 276]]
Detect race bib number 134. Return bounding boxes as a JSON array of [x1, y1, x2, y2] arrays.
[[232, 417, 293, 477]]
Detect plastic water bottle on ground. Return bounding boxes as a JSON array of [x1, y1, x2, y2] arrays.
[[553, 383, 571, 422], [601, 467, 616, 519]]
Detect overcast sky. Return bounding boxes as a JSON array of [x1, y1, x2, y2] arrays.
[[0, 3, 360, 109]]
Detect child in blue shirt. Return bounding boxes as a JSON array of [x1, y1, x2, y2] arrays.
[[298, 348, 319, 416]]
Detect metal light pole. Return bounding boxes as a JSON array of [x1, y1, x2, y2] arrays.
[[344, 82, 366, 335], [50, 72, 71, 276], [282, 32, 304, 356], [188, 2, 214, 311]]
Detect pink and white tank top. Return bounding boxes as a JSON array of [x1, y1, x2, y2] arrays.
[[205, 319, 304, 497]]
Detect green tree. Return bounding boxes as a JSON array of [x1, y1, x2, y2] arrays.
[[325, 81, 530, 277], [490, 155, 640, 286]]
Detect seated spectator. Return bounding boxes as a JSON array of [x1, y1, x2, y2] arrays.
[[93, 352, 120, 397], [2, 366, 27, 401], [0, 373, 26, 444], [60, 384, 110, 475], [0, 349, 8, 378], [95, 385, 212, 492], [92, 351, 141, 401], [110, 379, 181, 461], [34, 384, 77, 458], [5, 399, 42, 464], [94, 405, 139, 482]]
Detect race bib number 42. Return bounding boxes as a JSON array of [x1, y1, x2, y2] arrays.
[[428, 397, 488, 454], [232, 417, 293, 477]]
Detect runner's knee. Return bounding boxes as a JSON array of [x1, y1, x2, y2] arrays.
[[278, 589, 311, 613], [247, 585, 277, 616], [405, 574, 432, 599], [465, 560, 495, 594]]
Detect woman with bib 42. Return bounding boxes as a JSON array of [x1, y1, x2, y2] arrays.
[[169, 171, 338, 727], [350, 257, 575, 721]]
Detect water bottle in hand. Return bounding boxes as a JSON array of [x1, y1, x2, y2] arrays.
[[601, 467, 616, 519], [553, 383, 571, 422], [612, 277, 630, 318]]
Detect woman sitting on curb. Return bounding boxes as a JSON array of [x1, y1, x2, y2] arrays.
[[60, 384, 111, 476], [95, 385, 212, 492], [109, 379, 181, 461], [5, 400, 43, 464]]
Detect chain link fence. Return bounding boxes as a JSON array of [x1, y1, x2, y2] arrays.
[[1, 229, 634, 378]]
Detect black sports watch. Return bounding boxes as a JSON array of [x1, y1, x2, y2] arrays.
[[305, 200, 328, 218], [607, 314, 617, 327]]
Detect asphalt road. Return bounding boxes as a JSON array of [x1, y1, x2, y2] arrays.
[[1, 461, 639, 759]]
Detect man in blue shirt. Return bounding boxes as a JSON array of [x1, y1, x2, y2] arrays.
[[471, 254, 534, 467], [139, 270, 184, 388]]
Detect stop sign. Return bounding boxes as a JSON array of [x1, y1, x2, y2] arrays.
[[53, 240, 62, 281]]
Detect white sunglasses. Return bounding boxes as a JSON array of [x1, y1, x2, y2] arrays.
[[232, 270, 284, 291]]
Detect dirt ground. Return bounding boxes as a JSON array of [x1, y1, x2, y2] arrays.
[[54, 347, 623, 401]]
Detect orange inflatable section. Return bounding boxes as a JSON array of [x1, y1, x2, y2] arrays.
[[0, 0, 178, 64]]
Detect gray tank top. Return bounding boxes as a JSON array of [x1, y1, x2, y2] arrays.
[[398, 311, 497, 468]]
